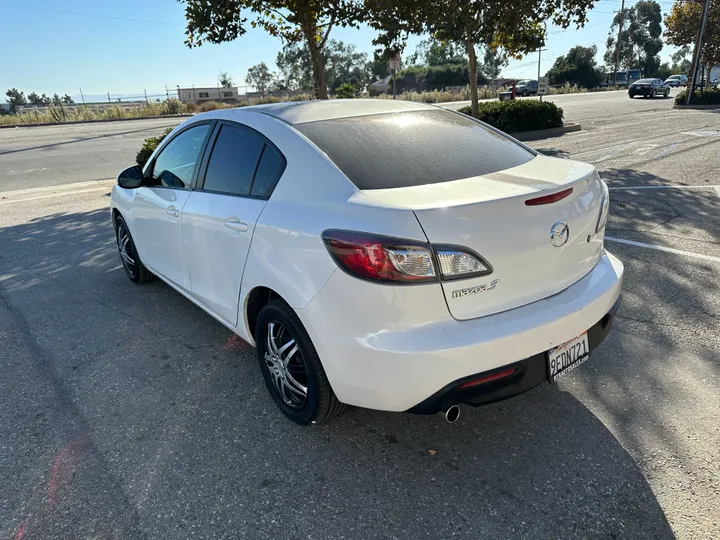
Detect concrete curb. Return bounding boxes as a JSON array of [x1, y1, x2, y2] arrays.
[[511, 122, 582, 141], [0, 114, 193, 129], [672, 103, 720, 110]]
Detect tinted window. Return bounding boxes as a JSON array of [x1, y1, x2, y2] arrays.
[[151, 124, 210, 189], [251, 145, 284, 198], [203, 124, 264, 196], [296, 110, 535, 190]]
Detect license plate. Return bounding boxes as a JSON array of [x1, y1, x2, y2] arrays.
[[548, 332, 590, 381]]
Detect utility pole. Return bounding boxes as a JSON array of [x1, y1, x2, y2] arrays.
[[79, 88, 86, 105], [537, 46, 547, 101], [613, 0, 626, 87], [686, 0, 712, 104]]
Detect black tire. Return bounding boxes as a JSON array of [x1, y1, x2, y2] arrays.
[[522, 90, 529, 97], [651, 89, 656, 98], [114, 215, 154, 284], [255, 299, 344, 425]]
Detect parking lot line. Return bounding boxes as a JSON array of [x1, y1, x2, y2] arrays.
[[605, 236, 720, 263]]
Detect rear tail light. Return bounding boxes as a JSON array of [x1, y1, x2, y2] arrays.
[[525, 187, 573, 206], [435, 248, 492, 280], [322, 230, 436, 283], [322, 230, 493, 284]]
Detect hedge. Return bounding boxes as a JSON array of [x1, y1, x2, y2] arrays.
[[674, 88, 720, 106], [458, 100, 564, 133]]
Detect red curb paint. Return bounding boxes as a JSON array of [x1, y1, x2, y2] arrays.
[[48, 437, 87, 509], [13, 520, 27, 540]]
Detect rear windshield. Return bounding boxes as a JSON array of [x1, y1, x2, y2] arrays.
[[295, 109, 535, 190], [635, 79, 655, 84]]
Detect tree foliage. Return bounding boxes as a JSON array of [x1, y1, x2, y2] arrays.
[[665, 0, 720, 67], [5, 88, 26, 112], [179, 0, 364, 99], [546, 44, 603, 87], [219, 71, 234, 87], [479, 44, 509, 81], [275, 39, 369, 92], [246, 62, 274, 92], [604, 0, 663, 76], [406, 38, 467, 66], [368, 0, 596, 116], [27, 92, 52, 106]]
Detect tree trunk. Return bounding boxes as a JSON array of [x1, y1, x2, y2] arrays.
[[467, 39, 479, 117], [303, 16, 328, 100]]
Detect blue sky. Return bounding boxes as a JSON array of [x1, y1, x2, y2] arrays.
[[0, 0, 681, 102]]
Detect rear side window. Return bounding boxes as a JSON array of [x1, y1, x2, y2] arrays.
[[295, 110, 535, 190], [250, 145, 284, 198], [203, 124, 264, 196]]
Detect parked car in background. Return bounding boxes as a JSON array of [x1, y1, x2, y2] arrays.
[[515, 79, 539, 96], [629, 78, 670, 98], [665, 74, 688, 87], [110, 100, 622, 425]]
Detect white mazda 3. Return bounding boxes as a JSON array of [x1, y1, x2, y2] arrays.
[[111, 100, 623, 425]]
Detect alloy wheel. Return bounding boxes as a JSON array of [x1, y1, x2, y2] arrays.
[[117, 222, 137, 279], [264, 321, 309, 408]]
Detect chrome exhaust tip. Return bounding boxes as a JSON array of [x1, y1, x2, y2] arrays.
[[443, 405, 460, 424]]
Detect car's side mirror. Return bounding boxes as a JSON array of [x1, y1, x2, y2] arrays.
[[117, 165, 144, 189]]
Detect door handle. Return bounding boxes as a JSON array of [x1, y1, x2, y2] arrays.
[[166, 205, 180, 218], [224, 219, 249, 232]]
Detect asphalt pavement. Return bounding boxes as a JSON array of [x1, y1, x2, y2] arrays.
[[0, 94, 718, 539]]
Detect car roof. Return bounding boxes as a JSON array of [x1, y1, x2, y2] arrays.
[[233, 99, 437, 125]]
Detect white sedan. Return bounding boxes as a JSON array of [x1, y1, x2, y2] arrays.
[[111, 100, 623, 425]]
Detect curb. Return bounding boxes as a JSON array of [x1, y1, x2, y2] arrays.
[[511, 122, 582, 141], [672, 103, 720, 110], [0, 114, 193, 129]]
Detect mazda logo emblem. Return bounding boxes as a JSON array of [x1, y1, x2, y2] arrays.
[[550, 221, 569, 247]]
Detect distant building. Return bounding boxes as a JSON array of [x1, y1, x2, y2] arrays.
[[0, 103, 11, 112], [177, 86, 240, 104]]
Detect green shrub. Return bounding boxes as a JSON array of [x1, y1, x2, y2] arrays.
[[335, 83, 357, 98], [675, 88, 720, 105], [136, 127, 173, 168], [458, 100, 564, 133]]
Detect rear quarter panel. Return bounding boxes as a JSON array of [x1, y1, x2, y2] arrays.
[[235, 111, 429, 343]]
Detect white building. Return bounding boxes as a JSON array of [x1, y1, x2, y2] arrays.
[[177, 87, 240, 104]]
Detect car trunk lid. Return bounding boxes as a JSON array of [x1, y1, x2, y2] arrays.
[[357, 155, 606, 320]]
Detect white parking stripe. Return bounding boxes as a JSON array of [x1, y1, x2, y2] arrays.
[[609, 185, 720, 190], [715, 186, 720, 198], [605, 237, 720, 263]]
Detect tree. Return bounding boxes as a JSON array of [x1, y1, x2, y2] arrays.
[[479, 45, 508, 81], [546, 44, 603, 87], [665, 0, 720, 82], [604, 0, 663, 76], [219, 71, 234, 87], [406, 38, 467, 66], [246, 62, 274, 92], [5, 88, 26, 112], [51, 93, 62, 106], [61, 94, 74, 105], [275, 39, 369, 92], [671, 46, 692, 73], [369, 0, 595, 117], [179, 0, 364, 99], [27, 92, 51, 106]]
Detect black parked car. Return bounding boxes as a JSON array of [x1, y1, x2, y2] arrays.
[[628, 78, 670, 98]]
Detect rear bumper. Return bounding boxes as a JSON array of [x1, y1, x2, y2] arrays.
[[407, 296, 620, 414], [629, 88, 652, 96], [298, 251, 624, 412]]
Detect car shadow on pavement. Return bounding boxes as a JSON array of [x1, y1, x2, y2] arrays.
[[0, 208, 677, 540]]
